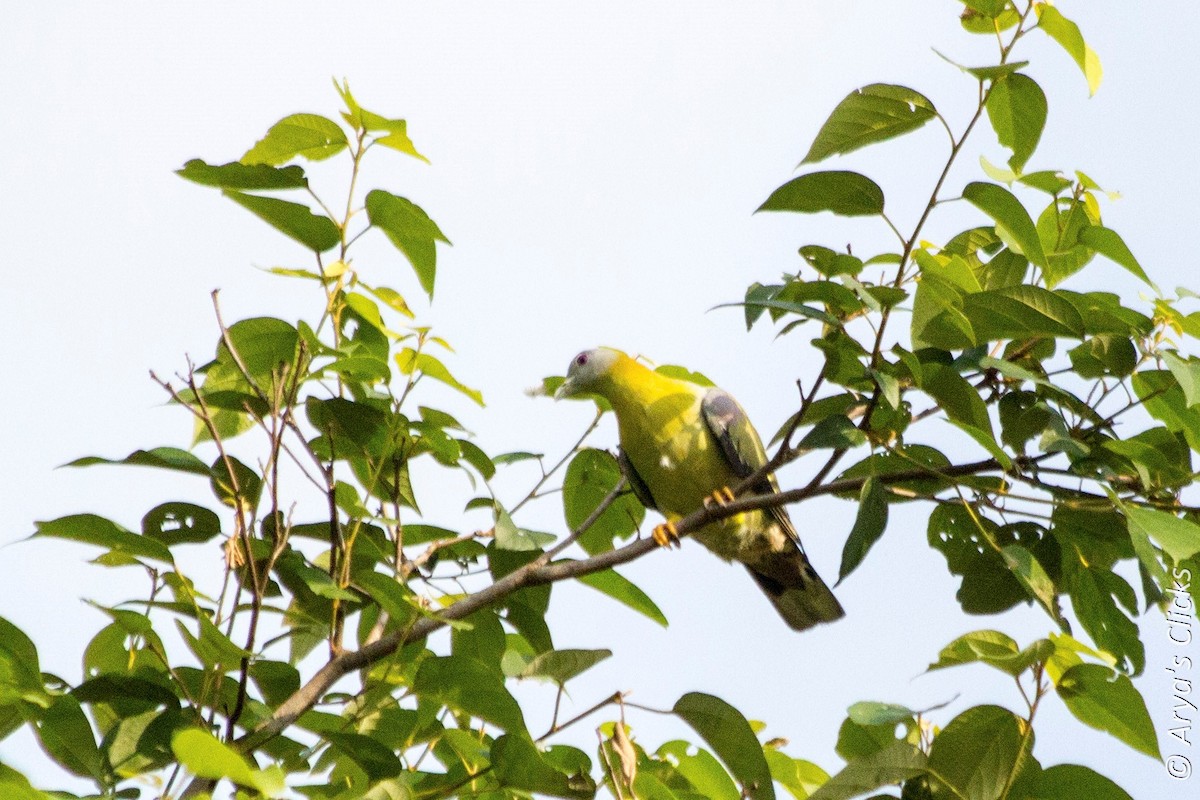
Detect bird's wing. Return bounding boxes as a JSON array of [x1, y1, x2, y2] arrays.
[[700, 388, 804, 549], [617, 447, 659, 511]]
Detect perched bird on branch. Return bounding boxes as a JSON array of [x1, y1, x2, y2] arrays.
[[556, 347, 844, 631]]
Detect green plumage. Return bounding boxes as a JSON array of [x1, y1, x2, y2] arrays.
[[557, 347, 844, 631]]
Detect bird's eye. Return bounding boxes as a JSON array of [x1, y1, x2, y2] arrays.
[[575, 353, 589, 367]]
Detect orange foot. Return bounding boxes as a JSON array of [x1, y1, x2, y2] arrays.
[[703, 486, 736, 510], [652, 522, 681, 549]]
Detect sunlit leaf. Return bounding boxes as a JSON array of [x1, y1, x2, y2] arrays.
[[366, 190, 450, 298], [758, 171, 884, 217], [802, 84, 937, 164], [242, 113, 348, 165], [1036, 5, 1103, 96], [962, 182, 1047, 269], [1056, 664, 1159, 759]]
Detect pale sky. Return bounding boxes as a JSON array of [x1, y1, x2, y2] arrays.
[[2, 2, 1196, 797]]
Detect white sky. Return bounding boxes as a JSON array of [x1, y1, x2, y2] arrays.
[[2, 2, 1197, 797]]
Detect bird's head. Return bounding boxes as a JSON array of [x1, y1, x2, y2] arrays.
[[554, 347, 623, 400]]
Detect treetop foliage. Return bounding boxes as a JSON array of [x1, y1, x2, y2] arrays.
[[2, 4, 1196, 800]]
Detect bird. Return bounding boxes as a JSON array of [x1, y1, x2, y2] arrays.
[[555, 346, 844, 631]]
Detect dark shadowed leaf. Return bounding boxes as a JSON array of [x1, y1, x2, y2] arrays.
[[759, 171, 884, 217], [674, 692, 775, 800], [36, 694, 104, 780], [222, 190, 341, 252], [493, 734, 595, 799], [33, 515, 173, 565], [65, 447, 211, 476], [1031, 764, 1133, 800], [141, 502, 221, 545], [326, 732, 404, 781], [838, 478, 888, 584], [575, 568, 668, 626], [176, 159, 308, 189]]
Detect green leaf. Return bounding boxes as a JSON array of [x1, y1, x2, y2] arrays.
[[33, 514, 173, 565], [562, 449, 644, 555], [141, 502, 222, 546], [962, 182, 1047, 269], [355, 571, 419, 629], [797, 246, 865, 279], [764, 750, 829, 800], [1055, 664, 1160, 759], [1001, 545, 1063, 626], [65, 447, 212, 476], [922, 364, 992, 435], [493, 734, 595, 798], [758, 171, 884, 217], [929, 630, 1051, 677], [673, 692, 775, 800], [176, 159, 307, 190], [1077, 226, 1152, 286], [657, 740, 740, 800], [0, 764, 53, 800], [241, 113, 348, 164], [847, 701, 916, 727], [37, 694, 105, 780], [222, 190, 340, 252], [365, 190, 450, 298], [172, 728, 284, 795], [1068, 566, 1143, 675], [575, 568, 668, 627], [209, 455, 263, 510], [0, 617, 43, 704], [802, 84, 937, 164], [1067, 335, 1137, 379], [837, 478, 888, 584], [799, 415, 867, 451], [412, 656, 525, 732], [807, 742, 926, 800], [1163, 350, 1200, 408], [927, 705, 1029, 800], [326, 732, 404, 781], [175, 614, 250, 670], [1123, 505, 1200, 563], [1031, 764, 1133, 800], [519, 648, 611, 684], [395, 349, 482, 405], [986, 73, 1046, 172], [1036, 6, 1102, 96]]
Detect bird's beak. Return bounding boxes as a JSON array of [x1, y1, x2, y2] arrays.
[[553, 377, 576, 400]]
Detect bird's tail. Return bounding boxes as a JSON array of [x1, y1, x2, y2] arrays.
[[745, 549, 844, 632]]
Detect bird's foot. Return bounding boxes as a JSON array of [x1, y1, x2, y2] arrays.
[[651, 522, 681, 549], [703, 486, 736, 510]]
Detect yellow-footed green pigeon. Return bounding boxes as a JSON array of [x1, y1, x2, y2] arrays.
[[556, 347, 844, 631]]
